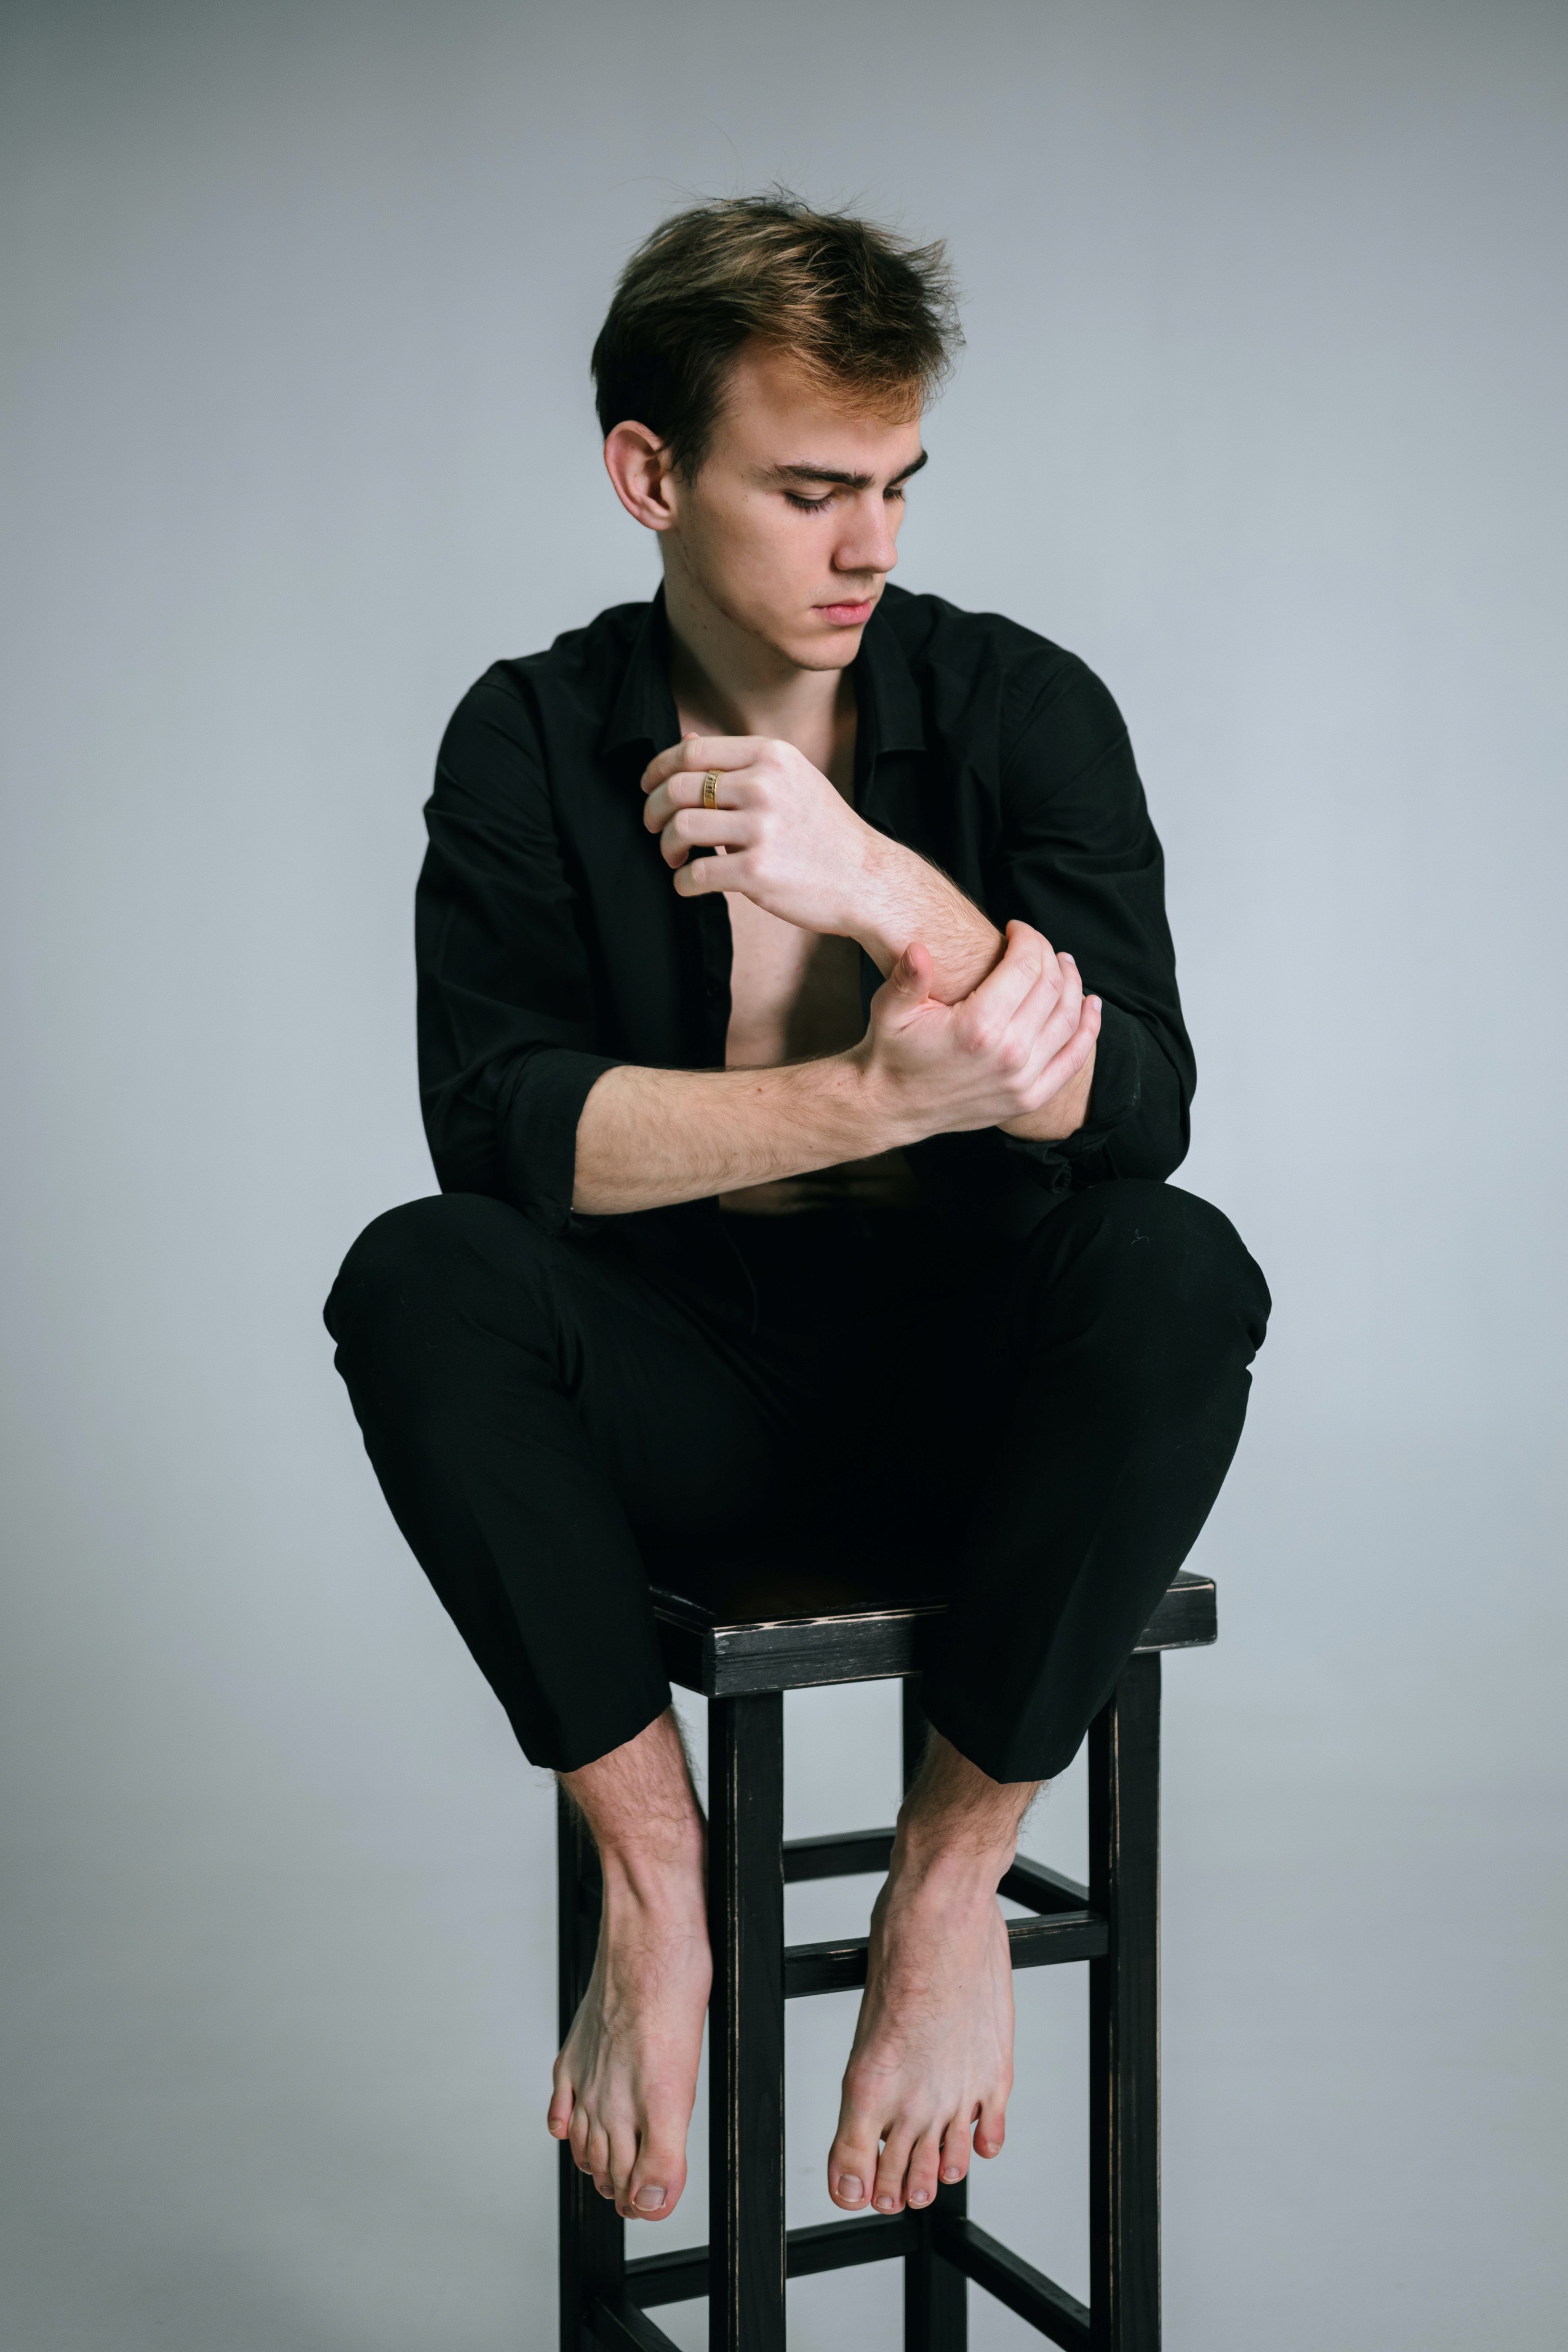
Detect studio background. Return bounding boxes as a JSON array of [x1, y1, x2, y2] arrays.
[[3, 2, 1563, 2346]]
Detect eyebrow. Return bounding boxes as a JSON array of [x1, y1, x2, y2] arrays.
[[762, 450, 929, 491]]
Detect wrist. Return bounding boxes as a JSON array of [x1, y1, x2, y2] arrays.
[[841, 1039, 930, 1155], [843, 835, 1002, 1001], [841, 828, 912, 970]]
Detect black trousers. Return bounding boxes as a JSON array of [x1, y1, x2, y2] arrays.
[[324, 1182, 1269, 1782]]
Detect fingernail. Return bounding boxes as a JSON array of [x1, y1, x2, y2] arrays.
[[634, 2185, 666, 2212], [838, 2175, 864, 2202]]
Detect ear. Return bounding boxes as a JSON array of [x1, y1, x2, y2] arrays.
[[603, 421, 680, 532]]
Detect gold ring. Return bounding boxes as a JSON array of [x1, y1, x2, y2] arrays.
[[701, 769, 721, 809]]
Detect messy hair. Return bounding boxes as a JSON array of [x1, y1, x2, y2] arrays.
[[591, 191, 961, 474]]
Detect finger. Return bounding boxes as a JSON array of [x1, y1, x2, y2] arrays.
[[1001, 947, 1086, 1092], [958, 920, 1050, 1046], [640, 734, 765, 794], [889, 941, 935, 1001], [671, 849, 752, 897], [1033, 948, 1084, 1057], [657, 807, 753, 867], [1025, 994, 1102, 1105], [643, 765, 759, 832]]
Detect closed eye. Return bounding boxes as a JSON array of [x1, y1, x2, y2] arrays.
[[783, 485, 909, 514]]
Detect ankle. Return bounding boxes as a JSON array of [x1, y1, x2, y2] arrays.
[[891, 1815, 1015, 1894], [597, 1830, 707, 1917]]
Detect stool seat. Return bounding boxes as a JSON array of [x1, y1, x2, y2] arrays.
[[559, 1568, 1215, 2351], [648, 1564, 1217, 1697]]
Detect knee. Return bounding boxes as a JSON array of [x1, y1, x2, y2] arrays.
[[1108, 1180, 1267, 1336], [1025, 1180, 1271, 1364], [324, 1191, 552, 1363]]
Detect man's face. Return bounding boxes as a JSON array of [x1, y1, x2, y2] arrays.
[[664, 341, 926, 672]]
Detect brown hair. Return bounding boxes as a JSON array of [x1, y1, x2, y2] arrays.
[[591, 191, 961, 475]]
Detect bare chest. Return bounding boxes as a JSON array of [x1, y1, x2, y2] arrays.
[[723, 893, 864, 1071]]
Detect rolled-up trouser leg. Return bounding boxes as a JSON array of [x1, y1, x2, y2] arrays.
[[323, 1192, 782, 1773], [920, 1180, 1271, 1785]]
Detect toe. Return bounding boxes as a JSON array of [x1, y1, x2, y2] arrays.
[[607, 2124, 638, 2215], [626, 2130, 686, 2223], [904, 2129, 943, 2210], [586, 2122, 613, 2197], [827, 2115, 877, 2211], [938, 2114, 974, 2184], [547, 2062, 574, 2141], [974, 2089, 1008, 2160], [872, 2130, 918, 2214]]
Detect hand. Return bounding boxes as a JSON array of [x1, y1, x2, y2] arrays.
[[855, 920, 1102, 1142], [640, 734, 882, 935]]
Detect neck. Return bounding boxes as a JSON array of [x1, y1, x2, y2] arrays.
[[661, 548, 854, 767]]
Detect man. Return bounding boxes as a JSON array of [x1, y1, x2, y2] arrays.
[[326, 195, 1269, 2233]]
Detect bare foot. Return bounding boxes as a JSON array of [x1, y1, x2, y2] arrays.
[[548, 1851, 712, 2221], [548, 1713, 713, 2225], [827, 1850, 1016, 2215]]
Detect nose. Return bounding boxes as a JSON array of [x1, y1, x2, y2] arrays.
[[833, 491, 901, 581]]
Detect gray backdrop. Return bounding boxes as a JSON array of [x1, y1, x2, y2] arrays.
[[3, 2, 1563, 2346]]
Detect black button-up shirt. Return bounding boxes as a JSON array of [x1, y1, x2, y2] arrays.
[[416, 583, 1194, 1297]]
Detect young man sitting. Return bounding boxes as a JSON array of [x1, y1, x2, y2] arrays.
[[326, 194, 1269, 2233]]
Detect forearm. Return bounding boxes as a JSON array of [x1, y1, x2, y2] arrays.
[[851, 838, 1002, 1003], [850, 841, 1094, 1139], [572, 1055, 902, 1214]]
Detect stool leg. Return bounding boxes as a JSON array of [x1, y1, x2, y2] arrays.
[[1089, 1651, 1161, 2351], [556, 1787, 624, 2349], [708, 1692, 787, 2351], [901, 1676, 967, 2351]]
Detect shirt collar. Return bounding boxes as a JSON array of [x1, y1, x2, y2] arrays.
[[599, 581, 926, 763], [601, 586, 681, 759], [854, 591, 925, 759]]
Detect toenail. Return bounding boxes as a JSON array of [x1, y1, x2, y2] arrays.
[[838, 2175, 864, 2202], [634, 2186, 666, 2212], [876, 2195, 896, 2211], [909, 2189, 930, 2206], [940, 2167, 961, 2181]]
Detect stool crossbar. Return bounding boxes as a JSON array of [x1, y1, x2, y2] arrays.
[[559, 1568, 1215, 2351]]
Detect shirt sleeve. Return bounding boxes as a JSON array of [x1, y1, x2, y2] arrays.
[[415, 671, 621, 1229], [994, 654, 1195, 1185]]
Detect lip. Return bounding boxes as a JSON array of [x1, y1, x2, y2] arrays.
[[814, 598, 876, 627]]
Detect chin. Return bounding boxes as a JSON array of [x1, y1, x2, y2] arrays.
[[792, 641, 862, 672], [777, 618, 865, 671]]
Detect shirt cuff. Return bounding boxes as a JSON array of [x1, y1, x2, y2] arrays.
[[1000, 999, 1144, 1178], [1062, 998, 1143, 1150], [496, 1045, 624, 1235]]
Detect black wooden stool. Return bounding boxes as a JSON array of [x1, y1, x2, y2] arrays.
[[558, 1566, 1217, 2351]]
